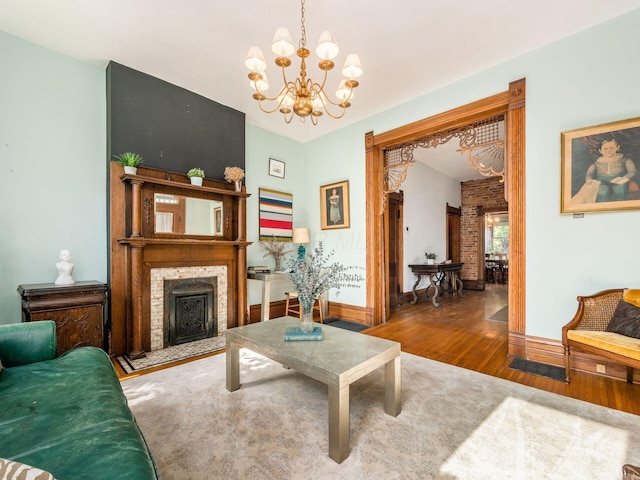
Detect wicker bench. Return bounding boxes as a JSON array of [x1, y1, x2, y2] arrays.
[[562, 288, 640, 384]]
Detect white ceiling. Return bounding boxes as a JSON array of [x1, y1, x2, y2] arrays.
[[2, 0, 639, 151]]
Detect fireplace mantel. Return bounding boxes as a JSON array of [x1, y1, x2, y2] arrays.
[[109, 163, 251, 358]]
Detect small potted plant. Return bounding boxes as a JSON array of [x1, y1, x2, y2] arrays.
[[187, 168, 205, 186], [425, 252, 437, 265], [224, 166, 245, 192], [113, 152, 143, 175]]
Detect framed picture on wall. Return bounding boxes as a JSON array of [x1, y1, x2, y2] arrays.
[[561, 116, 640, 213], [320, 180, 350, 230], [268, 158, 285, 179], [259, 188, 293, 240]]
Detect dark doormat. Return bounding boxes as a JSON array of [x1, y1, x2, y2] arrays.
[[324, 317, 369, 332], [509, 357, 565, 382]]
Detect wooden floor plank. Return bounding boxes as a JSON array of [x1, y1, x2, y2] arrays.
[[365, 283, 640, 415]]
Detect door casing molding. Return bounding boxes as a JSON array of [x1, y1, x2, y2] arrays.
[[364, 78, 526, 356]]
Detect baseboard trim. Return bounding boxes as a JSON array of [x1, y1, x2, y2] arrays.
[[520, 334, 637, 383]]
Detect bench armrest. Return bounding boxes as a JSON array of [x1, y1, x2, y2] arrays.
[[562, 289, 624, 344], [0, 321, 56, 367]]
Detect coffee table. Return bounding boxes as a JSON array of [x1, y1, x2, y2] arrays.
[[225, 316, 402, 463]]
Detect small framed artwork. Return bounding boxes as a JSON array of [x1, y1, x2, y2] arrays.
[[320, 180, 350, 230], [561, 116, 640, 214], [268, 158, 285, 179], [213, 207, 222, 235]]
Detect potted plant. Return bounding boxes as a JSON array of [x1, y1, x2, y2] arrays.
[[113, 152, 143, 175], [425, 252, 437, 265], [187, 168, 205, 186]]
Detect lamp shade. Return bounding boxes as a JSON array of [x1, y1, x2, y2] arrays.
[[245, 46, 266, 72], [316, 30, 339, 60], [293, 227, 310, 244], [272, 27, 295, 57]]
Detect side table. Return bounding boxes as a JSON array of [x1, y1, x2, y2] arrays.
[[17, 281, 108, 357]]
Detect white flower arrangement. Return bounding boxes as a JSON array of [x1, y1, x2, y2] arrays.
[[284, 242, 363, 313], [224, 166, 245, 182]]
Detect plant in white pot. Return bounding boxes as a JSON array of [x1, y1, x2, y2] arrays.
[[187, 168, 205, 186], [113, 152, 143, 175], [425, 252, 437, 265]]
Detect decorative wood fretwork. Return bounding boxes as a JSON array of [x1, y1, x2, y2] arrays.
[[381, 115, 506, 214]]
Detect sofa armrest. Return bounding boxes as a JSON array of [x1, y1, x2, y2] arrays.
[[562, 289, 624, 345], [0, 321, 56, 367]]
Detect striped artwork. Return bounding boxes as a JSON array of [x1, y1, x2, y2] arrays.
[[259, 188, 293, 241]]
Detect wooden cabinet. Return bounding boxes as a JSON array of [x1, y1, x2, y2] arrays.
[[17, 281, 108, 357]]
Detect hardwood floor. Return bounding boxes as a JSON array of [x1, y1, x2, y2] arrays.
[[114, 283, 640, 415], [365, 283, 640, 415]]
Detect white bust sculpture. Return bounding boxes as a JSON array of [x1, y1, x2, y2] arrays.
[[54, 249, 75, 286]]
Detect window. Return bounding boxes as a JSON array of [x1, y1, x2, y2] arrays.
[[485, 213, 509, 255]]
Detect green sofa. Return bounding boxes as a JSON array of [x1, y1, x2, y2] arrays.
[[0, 321, 159, 479]]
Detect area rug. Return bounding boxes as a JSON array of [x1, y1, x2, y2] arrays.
[[510, 357, 566, 382], [116, 335, 226, 373], [488, 304, 508, 322], [323, 317, 370, 332], [121, 351, 640, 479]]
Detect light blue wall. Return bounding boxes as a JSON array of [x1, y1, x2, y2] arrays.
[[0, 32, 106, 323], [2, 7, 640, 340], [302, 8, 640, 338], [244, 124, 306, 304]]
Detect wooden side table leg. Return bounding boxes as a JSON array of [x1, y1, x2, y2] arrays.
[[226, 339, 240, 392], [429, 274, 440, 308], [410, 274, 421, 305]]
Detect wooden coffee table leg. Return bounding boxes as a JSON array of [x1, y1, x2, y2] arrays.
[[328, 383, 350, 463], [384, 355, 402, 416]]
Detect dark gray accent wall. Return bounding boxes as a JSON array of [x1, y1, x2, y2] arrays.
[[106, 61, 245, 179]]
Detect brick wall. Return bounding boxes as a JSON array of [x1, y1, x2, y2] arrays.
[[460, 177, 507, 283]]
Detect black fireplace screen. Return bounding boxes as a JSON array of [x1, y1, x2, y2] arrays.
[[164, 277, 217, 347]]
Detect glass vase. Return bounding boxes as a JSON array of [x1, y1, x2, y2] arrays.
[[300, 310, 314, 333]]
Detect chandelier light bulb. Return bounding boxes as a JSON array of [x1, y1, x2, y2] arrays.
[[250, 72, 269, 92], [336, 80, 353, 102], [316, 31, 339, 60], [245, 46, 266, 72], [342, 54, 363, 79], [271, 28, 295, 57]]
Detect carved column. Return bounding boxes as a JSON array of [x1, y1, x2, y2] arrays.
[[129, 243, 146, 359], [506, 78, 526, 357], [130, 179, 143, 237], [236, 188, 248, 326]]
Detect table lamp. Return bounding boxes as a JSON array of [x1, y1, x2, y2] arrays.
[[293, 227, 310, 260]]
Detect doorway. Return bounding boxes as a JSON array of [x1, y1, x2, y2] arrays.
[[364, 78, 526, 357], [388, 191, 404, 307]]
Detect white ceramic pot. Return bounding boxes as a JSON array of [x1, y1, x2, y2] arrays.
[[427, 258, 435, 265], [123, 166, 137, 175], [190, 177, 203, 186]]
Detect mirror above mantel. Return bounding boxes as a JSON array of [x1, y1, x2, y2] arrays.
[[154, 193, 223, 236]]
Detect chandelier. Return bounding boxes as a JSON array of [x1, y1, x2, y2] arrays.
[[244, 0, 363, 125]]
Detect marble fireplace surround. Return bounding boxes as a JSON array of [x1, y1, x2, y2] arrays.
[[150, 266, 228, 351]]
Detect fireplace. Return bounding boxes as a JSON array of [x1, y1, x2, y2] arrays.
[[165, 277, 217, 347], [150, 266, 228, 352]]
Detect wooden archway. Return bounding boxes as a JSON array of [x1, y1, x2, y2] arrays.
[[364, 78, 526, 356]]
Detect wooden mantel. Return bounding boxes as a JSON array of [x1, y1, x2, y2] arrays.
[[108, 163, 251, 358]]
